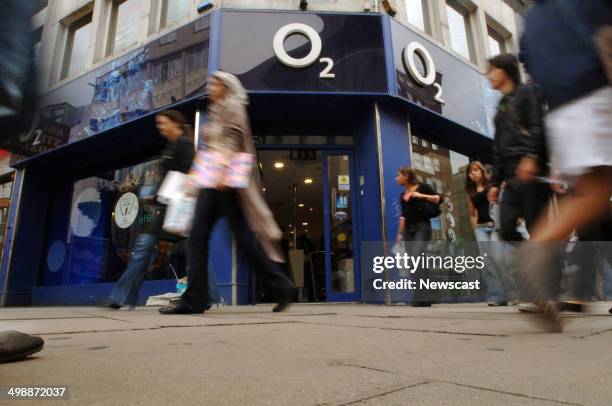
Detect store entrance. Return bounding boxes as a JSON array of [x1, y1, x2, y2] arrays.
[[258, 149, 359, 302]]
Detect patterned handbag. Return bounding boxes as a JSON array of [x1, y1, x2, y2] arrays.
[[190, 149, 254, 189]]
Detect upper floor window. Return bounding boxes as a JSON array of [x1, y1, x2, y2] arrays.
[[32, 0, 48, 15], [61, 14, 92, 79], [33, 26, 44, 64], [405, 0, 430, 33], [446, 1, 475, 62], [412, 135, 419, 144], [487, 27, 507, 56], [107, 0, 142, 56], [161, 0, 193, 28]]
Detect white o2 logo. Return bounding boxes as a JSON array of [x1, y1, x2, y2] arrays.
[[402, 42, 445, 105], [273, 23, 335, 79]]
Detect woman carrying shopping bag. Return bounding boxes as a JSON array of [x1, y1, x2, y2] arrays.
[[107, 110, 195, 309], [159, 72, 296, 315]]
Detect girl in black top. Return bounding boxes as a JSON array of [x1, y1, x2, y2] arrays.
[[465, 161, 518, 306], [395, 166, 441, 307]]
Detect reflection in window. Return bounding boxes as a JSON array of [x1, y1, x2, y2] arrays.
[[62, 15, 92, 79], [161, 0, 192, 28], [405, 0, 429, 33], [411, 133, 472, 242], [43, 159, 189, 286], [446, 1, 474, 62], [108, 0, 142, 56]]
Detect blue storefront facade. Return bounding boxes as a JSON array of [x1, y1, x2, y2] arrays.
[[0, 10, 498, 307]]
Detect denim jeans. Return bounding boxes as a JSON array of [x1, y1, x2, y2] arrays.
[[474, 225, 520, 303], [108, 234, 158, 307], [108, 234, 221, 307], [597, 248, 612, 300]]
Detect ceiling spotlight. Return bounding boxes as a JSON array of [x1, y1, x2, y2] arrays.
[[304, 178, 313, 184], [298, 203, 305, 207], [262, 187, 266, 192], [302, 222, 308, 226], [274, 162, 284, 169]]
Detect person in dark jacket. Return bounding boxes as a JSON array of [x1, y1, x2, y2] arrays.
[[395, 166, 442, 307], [486, 54, 550, 243], [515, 0, 612, 327], [107, 110, 195, 309]]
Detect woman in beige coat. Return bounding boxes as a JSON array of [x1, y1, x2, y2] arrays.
[[160, 71, 295, 314]]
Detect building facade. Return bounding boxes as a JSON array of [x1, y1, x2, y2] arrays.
[[0, 0, 525, 306]]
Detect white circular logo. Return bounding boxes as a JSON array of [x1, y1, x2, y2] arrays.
[[402, 42, 436, 86], [114, 192, 139, 229], [273, 23, 322, 68]]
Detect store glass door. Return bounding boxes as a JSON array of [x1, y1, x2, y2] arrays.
[[323, 151, 359, 302]]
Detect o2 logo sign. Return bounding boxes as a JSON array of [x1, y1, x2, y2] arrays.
[[273, 23, 335, 79], [402, 42, 445, 105]]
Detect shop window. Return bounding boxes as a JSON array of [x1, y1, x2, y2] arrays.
[[446, 1, 476, 62], [405, 0, 430, 34], [61, 14, 92, 80], [410, 132, 472, 241], [41, 159, 189, 286], [432, 143, 438, 150], [412, 135, 419, 144], [421, 139, 428, 148], [161, 0, 192, 28], [107, 0, 142, 56]]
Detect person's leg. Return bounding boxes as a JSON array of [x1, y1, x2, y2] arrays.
[[222, 191, 295, 307], [597, 245, 612, 300], [489, 230, 520, 302], [108, 233, 158, 307], [531, 167, 612, 242], [408, 222, 432, 306], [475, 226, 506, 304], [171, 189, 220, 312], [499, 180, 524, 242]]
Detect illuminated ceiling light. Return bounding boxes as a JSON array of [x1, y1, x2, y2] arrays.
[[304, 178, 313, 184], [262, 187, 266, 192], [274, 162, 285, 169], [302, 222, 308, 226], [298, 203, 305, 207], [309, 208, 313, 212]]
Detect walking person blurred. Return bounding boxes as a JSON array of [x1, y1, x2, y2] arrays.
[[395, 166, 442, 307], [107, 110, 195, 309], [465, 162, 519, 306], [486, 54, 550, 243], [159, 72, 295, 314], [516, 0, 612, 329]]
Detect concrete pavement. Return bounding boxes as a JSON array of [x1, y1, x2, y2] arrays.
[[1, 302, 611, 406]]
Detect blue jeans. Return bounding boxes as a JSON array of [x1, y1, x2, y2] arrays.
[[474, 225, 519, 303], [108, 234, 221, 307], [108, 234, 158, 307], [598, 250, 612, 300]]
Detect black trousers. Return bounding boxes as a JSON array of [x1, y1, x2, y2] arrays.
[[499, 179, 551, 241], [501, 179, 562, 300], [180, 189, 295, 310], [404, 221, 435, 304]]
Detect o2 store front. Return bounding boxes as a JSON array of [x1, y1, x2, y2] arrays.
[[0, 10, 498, 307]]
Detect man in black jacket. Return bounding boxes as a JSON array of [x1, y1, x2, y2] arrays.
[[486, 54, 550, 242], [107, 110, 195, 309]]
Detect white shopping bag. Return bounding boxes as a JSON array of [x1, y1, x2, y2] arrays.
[[162, 193, 196, 237], [157, 171, 187, 204]]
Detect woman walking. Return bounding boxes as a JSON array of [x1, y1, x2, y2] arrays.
[[395, 166, 441, 307], [160, 72, 295, 314], [465, 161, 519, 306], [107, 110, 195, 309]]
